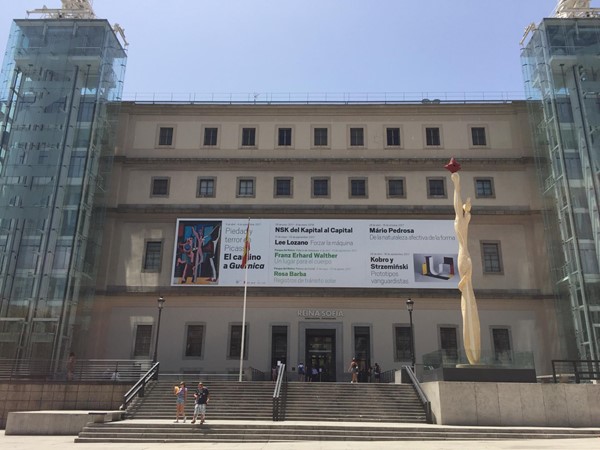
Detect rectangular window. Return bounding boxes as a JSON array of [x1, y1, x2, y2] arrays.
[[237, 178, 255, 197], [492, 327, 512, 363], [394, 326, 412, 361], [151, 177, 169, 197], [475, 178, 494, 198], [271, 325, 288, 368], [242, 127, 256, 147], [350, 127, 364, 146], [425, 127, 441, 146], [427, 178, 446, 198], [482, 241, 503, 273], [133, 324, 152, 357], [203, 127, 218, 146], [274, 178, 292, 197], [387, 178, 405, 198], [158, 127, 174, 146], [349, 178, 367, 198], [228, 324, 248, 359], [185, 324, 205, 357], [314, 127, 328, 146], [197, 178, 216, 198], [278, 127, 292, 146], [312, 178, 329, 197], [440, 327, 458, 361], [143, 241, 162, 271], [386, 127, 401, 147], [471, 127, 487, 146]]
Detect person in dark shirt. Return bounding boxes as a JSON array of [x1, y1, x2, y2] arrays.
[[191, 381, 210, 424]]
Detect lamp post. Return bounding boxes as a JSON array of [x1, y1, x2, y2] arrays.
[[152, 296, 165, 364], [406, 298, 415, 371]]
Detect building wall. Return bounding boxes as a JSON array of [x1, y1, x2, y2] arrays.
[[90, 101, 558, 378]]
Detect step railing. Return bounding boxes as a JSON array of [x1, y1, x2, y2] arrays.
[[120, 361, 160, 410], [401, 365, 433, 424], [552, 359, 600, 383], [272, 364, 287, 421]]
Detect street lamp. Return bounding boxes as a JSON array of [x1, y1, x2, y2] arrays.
[[152, 296, 165, 364], [406, 298, 415, 371]]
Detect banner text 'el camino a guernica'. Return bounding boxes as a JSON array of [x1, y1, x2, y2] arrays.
[[171, 219, 458, 289]]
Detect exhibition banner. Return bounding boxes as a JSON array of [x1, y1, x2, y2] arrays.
[[171, 219, 458, 289]]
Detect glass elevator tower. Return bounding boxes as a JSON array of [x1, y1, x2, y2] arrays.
[[0, 12, 126, 371], [521, 4, 600, 360]]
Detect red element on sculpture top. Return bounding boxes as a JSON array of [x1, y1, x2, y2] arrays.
[[444, 157, 461, 173]]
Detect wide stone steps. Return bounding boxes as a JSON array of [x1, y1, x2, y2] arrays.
[[75, 422, 600, 443], [126, 380, 428, 423]]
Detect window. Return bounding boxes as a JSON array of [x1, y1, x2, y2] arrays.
[[241, 127, 256, 147], [68, 153, 86, 178], [350, 127, 364, 147], [481, 241, 503, 273], [471, 127, 487, 146], [278, 127, 292, 146], [475, 178, 495, 198], [197, 177, 216, 198], [386, 127, 401, 147], [158, 127, 174, 146], [313, 127, 328, 147], [133, 324, 152, 357], [394, 326, 412, 361], [425, 127, 441, 146], [143, 241, 162, 271], [271, 325, 288, 368], [386, 178, 405, 198], [312, 178, 329, 198], [349, 178, 367, 198], [237, 178, 255, 197], [427, 178, 446, 198], [491, 327, 512, 363], [440, 326, 458, 361], [185, 324, 205, 357], [151, 177, 169, 197], [228, 324, 248, 359], [274, 178, 292, 197], [203, 127, 218, 146]]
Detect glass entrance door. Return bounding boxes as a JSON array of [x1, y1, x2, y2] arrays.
[[305, 329, 336, 381]]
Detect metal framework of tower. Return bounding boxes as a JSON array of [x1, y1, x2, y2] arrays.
[[521, 1, 600, 360], [0, 1, 126, 373]]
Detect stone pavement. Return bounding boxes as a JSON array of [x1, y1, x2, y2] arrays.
[[2, 419, 600, 450]]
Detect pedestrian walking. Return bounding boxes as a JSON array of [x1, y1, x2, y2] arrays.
[[349, 358, 359, 383], [191, 381, 210, 425], [374, 363, 381, 382]]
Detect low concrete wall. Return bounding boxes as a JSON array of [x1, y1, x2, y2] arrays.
[[0, 382, 130, 430], [5, 410, 121, 435], [421, 381, 600, 427]]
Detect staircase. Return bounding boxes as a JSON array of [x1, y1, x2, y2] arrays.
[[283, 382, 426, 422], [126, 380, 274, 420], [75, 421, 600, 443]]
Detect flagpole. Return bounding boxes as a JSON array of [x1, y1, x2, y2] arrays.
[[238, 219, 250, 382]]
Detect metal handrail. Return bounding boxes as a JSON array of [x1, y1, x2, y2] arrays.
[[552, 359, 600, 383], [120, 361, 160, 411], [402, 365, 433, 424], [272, 364, 286, 421]]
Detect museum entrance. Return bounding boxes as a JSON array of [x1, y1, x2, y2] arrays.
[[305, 329, 336, 382]]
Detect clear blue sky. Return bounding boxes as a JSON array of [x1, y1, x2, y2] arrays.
[[0, 0, 576, 97]]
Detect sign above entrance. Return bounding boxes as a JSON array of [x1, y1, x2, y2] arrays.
[[171, 218, 458, 289], [298, 309, 344, 320]]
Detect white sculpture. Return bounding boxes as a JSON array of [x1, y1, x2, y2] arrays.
[[445, 158, 481, 365]]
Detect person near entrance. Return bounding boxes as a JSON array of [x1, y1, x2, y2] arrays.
[[374, 363, 381, 382], [191, 381, 210, 424], [349, 358, 359, 383], [297, 362, 305, 381]]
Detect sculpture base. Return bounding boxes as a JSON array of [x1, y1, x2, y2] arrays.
[[422, 366, 537, 383]]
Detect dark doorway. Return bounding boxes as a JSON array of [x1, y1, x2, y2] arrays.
[[354, 326, 371, 382], [305, 329, 336, 381], [271, 325, 288, 372]]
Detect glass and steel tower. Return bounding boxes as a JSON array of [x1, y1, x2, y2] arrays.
[[0, 1, 126, 371], [521, 1, 600, 360]]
